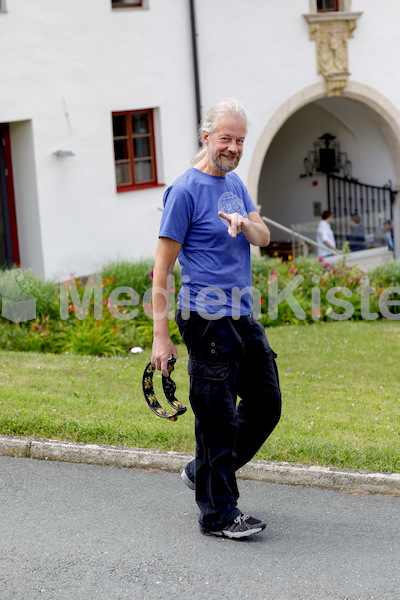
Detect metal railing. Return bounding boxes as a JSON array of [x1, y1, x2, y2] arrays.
[[327, 174, 396, 246], [261, 215, 339, 259]]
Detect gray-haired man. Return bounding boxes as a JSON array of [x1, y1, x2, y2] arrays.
[[151, 98, 281, 539]]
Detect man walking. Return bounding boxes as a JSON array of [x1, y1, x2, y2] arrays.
[[151, 98, 281, 539]]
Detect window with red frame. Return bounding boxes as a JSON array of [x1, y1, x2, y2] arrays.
[[317, 0, 339, 10], [112, 109, 158, 191], [112, 0, 142, 8]]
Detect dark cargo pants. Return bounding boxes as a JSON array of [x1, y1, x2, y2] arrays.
[[175, 310, 282, 532]]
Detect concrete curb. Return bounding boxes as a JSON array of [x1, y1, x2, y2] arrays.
[[1, 434, 399, 496]]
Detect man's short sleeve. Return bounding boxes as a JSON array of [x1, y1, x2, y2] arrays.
[[245, 190, 257, 214], [229, 172, 257, 215], [159, 185, 194, 243]]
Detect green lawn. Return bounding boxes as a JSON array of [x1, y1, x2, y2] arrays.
[[1, 320, 399, 473]]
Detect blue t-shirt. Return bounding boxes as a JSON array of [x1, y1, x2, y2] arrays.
[[159, 168, 257, 317]]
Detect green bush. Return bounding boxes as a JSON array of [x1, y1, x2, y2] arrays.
[[0, 257, 399, 356], [0, 319, 66, 354], [65, 317, 126, 356], [369, 259, 400, 288], [101, 259, 154, 298], [0, 268, 59, 320]]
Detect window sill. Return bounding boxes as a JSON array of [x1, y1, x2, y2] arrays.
[[303, 11, 362, 23], [116, 182, 165, 194]]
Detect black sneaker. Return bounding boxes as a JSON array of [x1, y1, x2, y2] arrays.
[[203, 514, 266, 539], [180, 467, 195, 490]]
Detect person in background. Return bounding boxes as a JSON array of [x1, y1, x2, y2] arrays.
[[347, 214, 366, 252], [316, 210, 337, 257], [384, 220, 394, 251]]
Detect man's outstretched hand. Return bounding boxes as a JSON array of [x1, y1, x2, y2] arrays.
[[218, 211, 248, 238]]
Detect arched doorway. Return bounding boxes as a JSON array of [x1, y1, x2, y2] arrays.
[[248, 82, 400, 258]]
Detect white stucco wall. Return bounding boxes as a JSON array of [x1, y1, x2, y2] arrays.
[[193, 1, 400, 248], [1, 0, 400, 278], [0, 0, 199, 279], [194, 0, 315, 183], [350, 0, 400, 107]]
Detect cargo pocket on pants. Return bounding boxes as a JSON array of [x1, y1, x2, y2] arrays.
[[188, 359, 231, 420], [188, 359, 229, 381]]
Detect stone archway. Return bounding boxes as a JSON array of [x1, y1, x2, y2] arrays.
[[247, 81, 400, 256]]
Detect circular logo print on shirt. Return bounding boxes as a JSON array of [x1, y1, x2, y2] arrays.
[[218, 192, 248, 228]]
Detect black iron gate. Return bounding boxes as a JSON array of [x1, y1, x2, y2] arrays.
[[327, 174, 396, 248]]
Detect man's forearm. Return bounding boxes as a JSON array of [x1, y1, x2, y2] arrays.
[[151, 265, 178, 375], [151, 237, 182, 374], [242, 220, 270, 247], [152, 268, 172, 338]]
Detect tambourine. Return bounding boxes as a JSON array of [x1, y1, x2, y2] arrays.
[[142, 357, 187, 421]]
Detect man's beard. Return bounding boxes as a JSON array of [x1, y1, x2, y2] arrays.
[[209, 142, 241, 174]]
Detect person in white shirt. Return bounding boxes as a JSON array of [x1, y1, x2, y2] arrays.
[[383, 220, 394, 251], [316, 210, 337, 257]]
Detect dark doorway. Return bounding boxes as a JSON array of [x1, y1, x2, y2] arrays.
[[0, 124, 20, 267]]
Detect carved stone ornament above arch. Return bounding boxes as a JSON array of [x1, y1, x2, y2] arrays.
[[303, 1, 362, 97]]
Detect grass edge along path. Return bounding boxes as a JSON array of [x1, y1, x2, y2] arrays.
[[0, 320, 399, 474]]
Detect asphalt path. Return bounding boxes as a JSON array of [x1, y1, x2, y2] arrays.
[[0, 456, 399, 600]]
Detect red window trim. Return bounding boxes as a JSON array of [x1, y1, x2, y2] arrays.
[[112, 1, 143, 8], [317, 0, 339, 11], [113, 108, 161, 192], [0, 124, 20, 265], [116, 182, 165, 194]]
